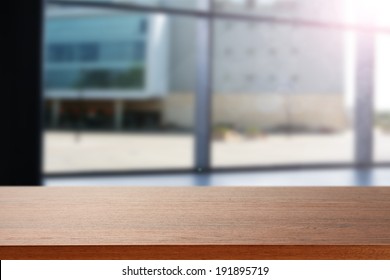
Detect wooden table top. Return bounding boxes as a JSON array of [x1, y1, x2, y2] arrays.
[[1, 187, 390, 259]]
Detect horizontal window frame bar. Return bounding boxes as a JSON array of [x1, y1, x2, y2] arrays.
[[47, 0, 390, 34], [44, 163, 390, 179]]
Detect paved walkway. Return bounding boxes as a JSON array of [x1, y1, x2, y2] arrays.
[[44, 130, 390, 173]]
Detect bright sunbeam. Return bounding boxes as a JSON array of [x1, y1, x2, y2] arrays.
[[344, 0, 390, 112], [346, 0, 390, 24], [349, 0, 390, 111]]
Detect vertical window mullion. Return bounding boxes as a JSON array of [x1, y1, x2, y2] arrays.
[[355, 13, 375, 167], [195, 0, 213, 171]]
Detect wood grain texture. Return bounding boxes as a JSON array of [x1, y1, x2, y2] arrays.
[[1, 187, 390, 259]]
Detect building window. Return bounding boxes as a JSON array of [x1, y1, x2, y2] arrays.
[[133, 41, 146, 60], [269, 47, 277, 56], [246, 74, 255, 83], [268, 74, 276, 82], [247, 48, 256, 56], [48, 43, 75, 62], [100, 42, 133, 61], [78, 43, 99, 62], [140, 19, 148, 33], [290, 74, 299, 83], [246, 0, 256, 9], [291, 47, 299, 55]]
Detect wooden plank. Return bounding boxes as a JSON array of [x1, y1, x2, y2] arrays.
[[1, 187, 390, 259]]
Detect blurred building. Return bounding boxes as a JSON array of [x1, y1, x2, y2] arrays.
[[44, 0, 348, 132], [44, 4, 169, 130]]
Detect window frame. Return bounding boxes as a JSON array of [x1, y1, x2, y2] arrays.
[[43, 0, 380, 178]]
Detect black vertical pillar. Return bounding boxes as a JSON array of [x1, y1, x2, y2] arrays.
[[1, 1, 43, 185]]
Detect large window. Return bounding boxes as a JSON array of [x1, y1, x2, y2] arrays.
[[211, 22, 355, 167], [43, 0, 387, 175], [43, 4, 196, 173]]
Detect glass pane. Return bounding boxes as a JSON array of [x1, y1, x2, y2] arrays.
[[211, 20, 355, 167], [213, 0, 390, 29], [375, 33, 390, 162], [43, 5, 196, 173]]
